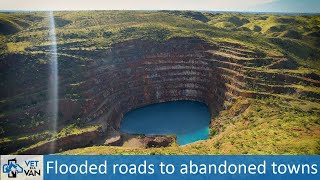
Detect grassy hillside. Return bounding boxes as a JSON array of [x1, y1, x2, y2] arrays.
[[0, 11, 319, 155]]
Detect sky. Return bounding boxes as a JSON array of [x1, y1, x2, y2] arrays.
[[0, 0, 319, 13]]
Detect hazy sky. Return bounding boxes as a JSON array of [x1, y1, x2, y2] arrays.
[[0, 0, 319, 13]]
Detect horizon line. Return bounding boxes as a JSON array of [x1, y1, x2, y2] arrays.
[[0, 9, 319, 15]]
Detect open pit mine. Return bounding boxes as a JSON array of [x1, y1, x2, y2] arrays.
[[0, 11, 319, 154]]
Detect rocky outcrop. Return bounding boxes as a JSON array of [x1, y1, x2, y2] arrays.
[[144, 136, 174, 148], [104, 127, 122, 146]]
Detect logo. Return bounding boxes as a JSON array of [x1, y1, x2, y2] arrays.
[[1, 155, 43, 180], [2, 158, 24, 178]]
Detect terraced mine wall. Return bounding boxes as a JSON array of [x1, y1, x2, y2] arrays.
[[81, 37, 231, 130], [1, 37, 238, 154], [3, 37, 319, 154]]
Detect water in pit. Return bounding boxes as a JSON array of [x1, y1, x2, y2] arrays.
[[120, 100, 211, 145]]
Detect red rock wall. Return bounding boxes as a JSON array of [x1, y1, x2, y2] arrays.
[[80, 37, 233, 130]]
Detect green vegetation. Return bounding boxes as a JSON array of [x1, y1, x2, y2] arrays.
[[64, 97, 320, 155], [12, 124, 101, 154], [0, 11, 319, 155]]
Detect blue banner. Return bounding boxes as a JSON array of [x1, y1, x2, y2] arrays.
[[42, 155, 320, 180]]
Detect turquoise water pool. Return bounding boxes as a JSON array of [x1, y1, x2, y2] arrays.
[[120, 100, 210, 145]]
